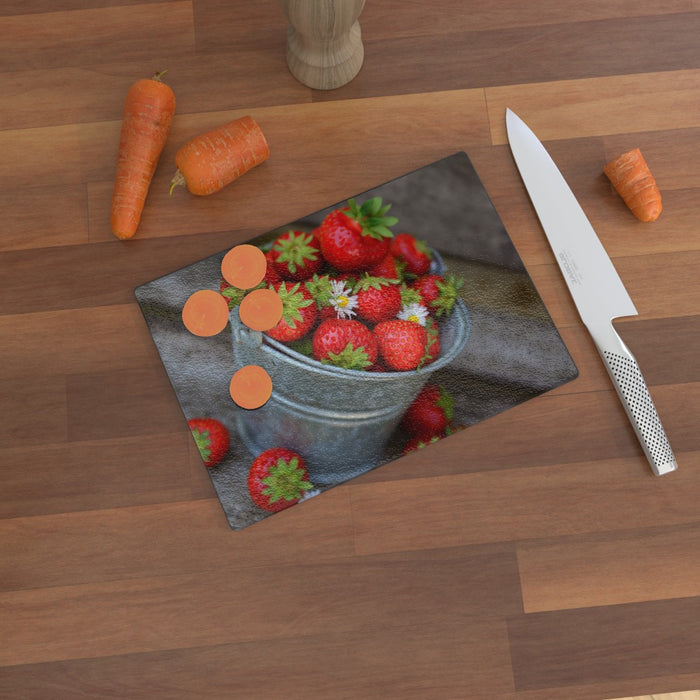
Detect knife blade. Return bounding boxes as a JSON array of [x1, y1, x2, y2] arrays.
[[505, 108, 677, 476]]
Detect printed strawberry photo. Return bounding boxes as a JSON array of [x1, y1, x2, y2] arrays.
[[137, 152, 579, 530]]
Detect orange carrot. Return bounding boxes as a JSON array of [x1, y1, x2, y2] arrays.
[[603, 147, 662, 222], [169, 115, 269, 196], [110, 71, 175, 240]]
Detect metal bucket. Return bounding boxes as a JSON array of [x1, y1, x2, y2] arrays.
[[230, 298, 470, 486]]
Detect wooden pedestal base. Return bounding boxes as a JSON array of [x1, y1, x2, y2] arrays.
[[279, 0, 366, 90]]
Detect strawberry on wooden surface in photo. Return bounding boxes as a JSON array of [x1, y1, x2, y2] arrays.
[[247, 448, 315, 512], [401, 384, 454, 439], [187, 418, 230, 468]]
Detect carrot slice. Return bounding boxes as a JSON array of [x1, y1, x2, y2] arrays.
[[221, 244, 267, 289], [182, 289, 229, 336], [169, 115, 270, 196], [229, 365, 273, 409], [111, 71, 175, 240], [603, 148, 662, 222], [239, 287, 284, 331]]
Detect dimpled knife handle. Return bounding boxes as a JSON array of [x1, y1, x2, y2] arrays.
[[597, 328, 677, 476]]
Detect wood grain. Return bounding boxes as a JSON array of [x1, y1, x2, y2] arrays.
[[517, 523, 700, 612], [508, 598, 700, 689], [1, 1, 698, 698]]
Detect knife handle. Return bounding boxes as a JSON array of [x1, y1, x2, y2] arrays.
[[593, 326, 677, 476]]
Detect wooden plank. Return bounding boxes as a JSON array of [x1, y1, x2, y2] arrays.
[[0, 184, 88, 251], [507, 598, 700, 689], [323, 14, 700, 101], [0, 433, 212, 519], [0, 305, 161, 380], [517, 524, 700, 613], [0, 232, 242, 316], [192, 0, 288, 52], [0, 490, 356, 590], [65, 366, 189, 441], [505, 678, 700, 700], [0, 53, 309, 132], [0, 0, 159, 15], [0, 2, 194, 72], [486, 70, 700, 144], [0, 546, 519, 670], [361, 1, 695, 37], [0, 618, 514, 699], [350, 448, 700, 556], [0, 375, 67, 445]]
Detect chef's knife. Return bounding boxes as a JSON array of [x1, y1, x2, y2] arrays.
[[505, 108, 677, 476]]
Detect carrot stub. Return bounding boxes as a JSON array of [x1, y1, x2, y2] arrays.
[[111, 71, 175, 240], [169, 115, 270, 196], [239, 288, 284, 331], [603, 148, 662, 222], [229, 365, 273, 410], [221, 244, 267, 289]]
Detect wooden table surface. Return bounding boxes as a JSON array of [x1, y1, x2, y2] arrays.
[[2, 2, 699, 698]]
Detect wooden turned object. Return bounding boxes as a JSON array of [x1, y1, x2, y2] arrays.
[[279, 0, 366, 90]]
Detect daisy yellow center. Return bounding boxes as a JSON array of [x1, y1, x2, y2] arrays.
[[408, 313, 420, 323], [337, 295, 349, 308]]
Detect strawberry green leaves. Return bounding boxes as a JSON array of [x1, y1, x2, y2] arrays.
[[346, 197, 398, 240]]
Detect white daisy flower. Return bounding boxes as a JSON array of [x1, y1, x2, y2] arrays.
[[329, 279, 359, 319], [398, 302, 429, 326]]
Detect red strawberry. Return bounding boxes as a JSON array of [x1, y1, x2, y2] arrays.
[[264, 250, 283, 285], [269, 230, 323, 281], [265, 281, 317, 343], [368, 252, 404, 281], [401, 384, 454, 438], [318, 197, 397, 272], [312, 318, 378, 370], [187, 417, 230, 467], [402, 433, 442, 455], [373, 319, 428, 372], [390, 233, 432, 276], [411, 274, 462, 317], [353, 275, 402, 324], [361, 234, 391, 269], [247, 447, 314, 512]]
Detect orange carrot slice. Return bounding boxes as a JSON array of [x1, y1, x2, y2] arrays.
[[221, 244, 267, 289], [603, 148, 662, 222], [111, 71, 176, 240], [182, 289, 229, 336], [169, 115, 270, 196], [229, 365, 273, 409], [239, 288, 284, 331]]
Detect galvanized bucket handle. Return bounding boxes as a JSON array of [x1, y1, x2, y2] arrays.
[[230, 309, 264, 348]]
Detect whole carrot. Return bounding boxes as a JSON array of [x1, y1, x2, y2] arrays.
[[603, 147, 662, 222], [169, 115, 270, 196], [110, 71, 175, 240]]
